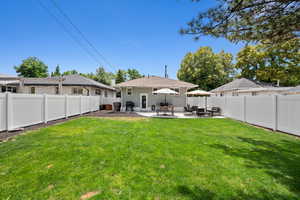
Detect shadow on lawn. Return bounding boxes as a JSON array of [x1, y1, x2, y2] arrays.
[[209, 136, 300, 195], [177, 185, 297, 200]]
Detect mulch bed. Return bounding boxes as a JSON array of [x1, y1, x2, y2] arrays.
[[0, 110, 141, 141]]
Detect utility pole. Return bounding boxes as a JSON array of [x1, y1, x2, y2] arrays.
[[164, 65, 168, 78]]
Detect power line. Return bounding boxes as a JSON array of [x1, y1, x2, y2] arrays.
[[49, 0, 116, 72], [35, 0, 105, 67]]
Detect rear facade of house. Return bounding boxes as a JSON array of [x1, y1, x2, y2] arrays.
[[116, 76, 197, 111]]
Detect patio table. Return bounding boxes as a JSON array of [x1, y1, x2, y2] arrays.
[[156, 105, 174, 116]]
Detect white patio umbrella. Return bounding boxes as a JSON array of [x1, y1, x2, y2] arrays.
[[186, 89, 213, 96], [152, 88, 179, 105], [186, 89, 213, 111]]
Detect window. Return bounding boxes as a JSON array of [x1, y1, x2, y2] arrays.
[[232, 92, 239, 96], [152, 88, 158, 95], [72, 88, 83, 95], [95, 89, 102, 95], [174, 88, 180, 95], [170, 88, 180, 96], [116, 91, 121, 98], [1, 86, 17, 93], [127, 87, 132, 96], [252, 92, 257, 96], [30, 87, 35, 94], [220, 93, 224, 97], [55, 87, 59, 94], [104, 90, 108, 97]]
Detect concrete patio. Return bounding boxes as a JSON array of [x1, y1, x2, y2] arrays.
[[136, 111, 224, 119]]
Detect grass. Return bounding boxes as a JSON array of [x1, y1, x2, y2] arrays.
[[0, 117, 300, 200]]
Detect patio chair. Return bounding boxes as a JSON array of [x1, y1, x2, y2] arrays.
[[184, 104, 193, 112], [209, 107, 221, 116], [196, 108, 211, 117]]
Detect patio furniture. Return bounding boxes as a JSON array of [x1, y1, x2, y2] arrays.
[[156, 105, 174, 116], [125, 101, 135, 111], [207, 107, 221, 116], [196, 108, 211, 117], [113, 102, 121, 112], [184, 104, 195, 112]]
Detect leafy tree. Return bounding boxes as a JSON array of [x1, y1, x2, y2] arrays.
[[62, 70, 78, 75], [51, 65, 61, 77], [127, 68, 143, 80], [14, 57, 48, 77], [94, 67, 114, 85], [115, 69, 127, 84], [181, 0, 300, 44], [177, 47, 234, 91], [236, 38, 300, 86]]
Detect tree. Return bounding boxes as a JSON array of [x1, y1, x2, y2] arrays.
[[127, 68, 143, 80], [236, 38, 300, 86], [94, 67, 114, 85], [177, 47, 234, 91], [115, 69, 127, 84], [51, 65, 61, 77], [14, 57, 48, 77], [181, 0, 300, 44], [62, 70, 78, 75]]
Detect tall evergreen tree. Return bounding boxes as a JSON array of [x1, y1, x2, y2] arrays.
[[181, 0, 300, 44]]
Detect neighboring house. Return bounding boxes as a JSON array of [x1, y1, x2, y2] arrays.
[[285, 85, 300, 95], [1, 74, 116, 98], [0, 74, 20, 93], [211, 78, 291, 96], [115, 76, 197, 111]]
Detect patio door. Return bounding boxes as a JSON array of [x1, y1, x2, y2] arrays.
[[140, 93, 148, 110]]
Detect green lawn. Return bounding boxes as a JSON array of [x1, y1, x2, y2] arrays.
[[0, 117, 300, 200]]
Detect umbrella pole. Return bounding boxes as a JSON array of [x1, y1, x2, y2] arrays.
[[205, 96, 207, 111]]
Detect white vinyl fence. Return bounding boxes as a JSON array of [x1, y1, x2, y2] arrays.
[[0, 93, 100, 132], [194, 95, 300, 136]]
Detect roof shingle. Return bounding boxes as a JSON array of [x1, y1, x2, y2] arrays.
[[116, 76, 197, 88], [21, 75, 115, 90], [210, 78, 262, 92]]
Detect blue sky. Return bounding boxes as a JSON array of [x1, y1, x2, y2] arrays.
[[1, 0, 244, 79]]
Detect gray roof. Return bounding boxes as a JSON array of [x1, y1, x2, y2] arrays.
[[21, 75, 115, 90], [0, 73, 19, 80], [210, 78, 262, 93], [116, 76, 197, 88]]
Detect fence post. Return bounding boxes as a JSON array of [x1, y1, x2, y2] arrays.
[[43, 94, 48, 123], [273, 95, 278, 131], [79, 95, 82, 115], [243, 96, 247, 122], [65, 95, 68, 119], [6, 92, 13, 131]]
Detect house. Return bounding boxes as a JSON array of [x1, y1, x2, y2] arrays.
[[210, 78, 291, 96], [115, 76, 197, 111], [0, 74, 20, 93], [285, 85, 300, 95], [1, 74, 116, 98]]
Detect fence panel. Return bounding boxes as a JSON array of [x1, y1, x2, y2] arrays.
[[67, 96, 81, 116], [207, 97, 226, 114], [91, 96, 100, 111], [277, 95, 300, 136], [81, 96, 90, 113], [47, 95, 66, 121], [223, 96, 244, 120], [11, 94, 44, 129], [245, 96, 275, 129], [0, 94, 6, 131], [187, 97, 206, 107]]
